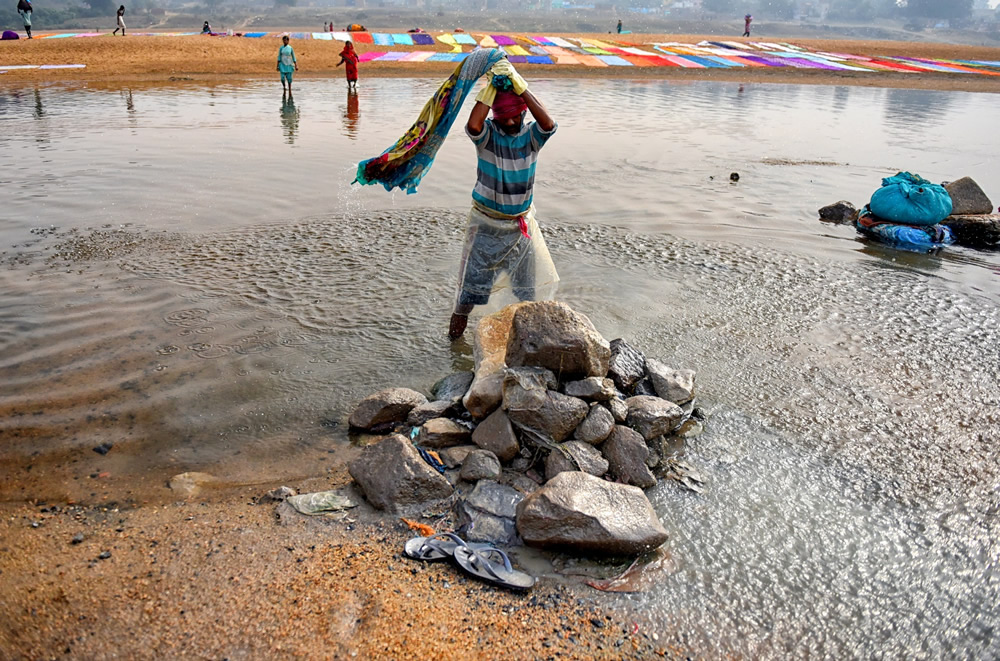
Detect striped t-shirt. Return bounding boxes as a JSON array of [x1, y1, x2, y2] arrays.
[[466, 118, 557, 217]]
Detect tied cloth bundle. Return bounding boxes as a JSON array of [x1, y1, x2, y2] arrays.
[[355, 48, 506, 194]]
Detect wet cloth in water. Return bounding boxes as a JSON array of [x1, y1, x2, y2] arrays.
[[455, 204, 558, 307], [355, 47, 505, 194]]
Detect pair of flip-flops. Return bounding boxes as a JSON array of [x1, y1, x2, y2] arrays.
[[403, 532, 535, 591]]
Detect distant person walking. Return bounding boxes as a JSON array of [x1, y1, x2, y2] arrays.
[[743, 14, 752, 37], [616, 19, 622, 34], [337, 40, 359, 90], [17, 0, 32, 39], [113, 5, 126, 36], [277, 34, 298, 93]]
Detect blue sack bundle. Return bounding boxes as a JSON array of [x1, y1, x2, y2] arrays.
[[869, 172, 952, 226]]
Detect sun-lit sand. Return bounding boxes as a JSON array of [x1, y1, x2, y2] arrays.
[[2, 31, 1000, 92]]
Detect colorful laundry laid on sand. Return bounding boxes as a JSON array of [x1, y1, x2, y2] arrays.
[[9, 31, 1000, 78], [355, 48, 505, 195]]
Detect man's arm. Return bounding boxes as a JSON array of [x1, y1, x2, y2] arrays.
[[521, 90, 554, 132], [467, 100, 490, 136]]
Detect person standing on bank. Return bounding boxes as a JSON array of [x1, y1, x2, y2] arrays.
[[337, 40, 360, 90], [743, 14, 752, 37], [616, 19, 622, 34], [17, 0, 32, 39], [448, 59, 559, 339], [113, 5, 126, 36], [276, 34, 298, 94]]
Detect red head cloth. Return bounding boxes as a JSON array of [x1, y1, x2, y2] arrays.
[[492, 90, 527, 121]]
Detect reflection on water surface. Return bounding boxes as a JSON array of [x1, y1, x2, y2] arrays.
[[1, 78, 998, 657]]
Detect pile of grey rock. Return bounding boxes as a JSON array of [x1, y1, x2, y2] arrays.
[[819, 176, 1000, 249], [347, 301, 704, 557]]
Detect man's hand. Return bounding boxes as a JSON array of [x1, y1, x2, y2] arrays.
[[474, 82, 497, 107], [489, 59, 528, 95]]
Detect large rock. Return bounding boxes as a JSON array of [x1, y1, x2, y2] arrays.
[[349, 388, 427, 430], [602, 426, 656, 488], [431, 371, 475, 402], [504, 301, 611, 380], [463, 303, 528, 419], [563, 376, 616, 401], [604, 396, 628, 424], [407, 399, 460, 427], [471, 408, 520, 462], [940, 214, 1000, 249], [574, 404, 615, 445], [625, 395, 684, 440], [944, 177, 993, 215], [646, 360, 696, 405], [455, 480, 524, 545], [516, 471, 668, 555], [607, 339, 646, 392], [438, 445, 479, 468], [818, 200, 859, 224], [417, 418, 472, 448], [544, 440, 609, 481], [460, 449, 502, 482], [503, 371, 589, 443], [348, 434, 453, 512]]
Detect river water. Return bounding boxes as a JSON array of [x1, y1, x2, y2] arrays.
[[1, 78, 998, 657]]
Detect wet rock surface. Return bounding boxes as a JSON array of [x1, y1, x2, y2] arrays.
[[516, 472, 669, 555], [944, 176, 993, 215], [505, 301, 611, 380], [348, 434, 453, 512], [818, 200, 859, 223], [348, 387, 427, 431]]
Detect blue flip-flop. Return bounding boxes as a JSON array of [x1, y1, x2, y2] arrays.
[[403, 532, 486, 562], [452, 545, 536, 591]]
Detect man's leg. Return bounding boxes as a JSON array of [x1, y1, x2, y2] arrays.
[[449, 304, 473, 339]]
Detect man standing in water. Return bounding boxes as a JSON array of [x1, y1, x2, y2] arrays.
[[276, 34, 298, 94], [17, 0, 32, 39], [448, 59, 558, 339]]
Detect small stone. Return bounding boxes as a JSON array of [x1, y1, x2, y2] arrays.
[[818, 200, 859, 224], [71, 533, 84, 545], [97, 551, 111, 560], [729, 172, 740, 182], [92, 443, 113, 455], [262, 486, 297, 502]]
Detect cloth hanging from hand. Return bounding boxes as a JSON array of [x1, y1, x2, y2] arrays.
[[355, 47, 505, 194]]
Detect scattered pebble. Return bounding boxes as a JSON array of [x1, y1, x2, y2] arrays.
[[97, 551, 111, 560], [93, 443, 113, 455], [730, 172, 740, 182], [71, 533, 84, 545]]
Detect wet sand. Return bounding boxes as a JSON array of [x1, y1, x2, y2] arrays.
[[1, 29, 998, 660], [2, 32, 1000, 92], [0, 482, 683, 659]]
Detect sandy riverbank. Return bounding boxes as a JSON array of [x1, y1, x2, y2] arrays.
[[2, 32, 1000, 92]]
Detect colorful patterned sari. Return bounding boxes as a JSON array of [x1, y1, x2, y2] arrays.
[[355, 48, 505, 194]]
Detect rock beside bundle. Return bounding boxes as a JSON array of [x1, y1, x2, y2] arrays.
[[347, 301, 705, 557]]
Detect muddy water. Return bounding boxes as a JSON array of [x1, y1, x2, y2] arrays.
[[1, 79, 999, 656]]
